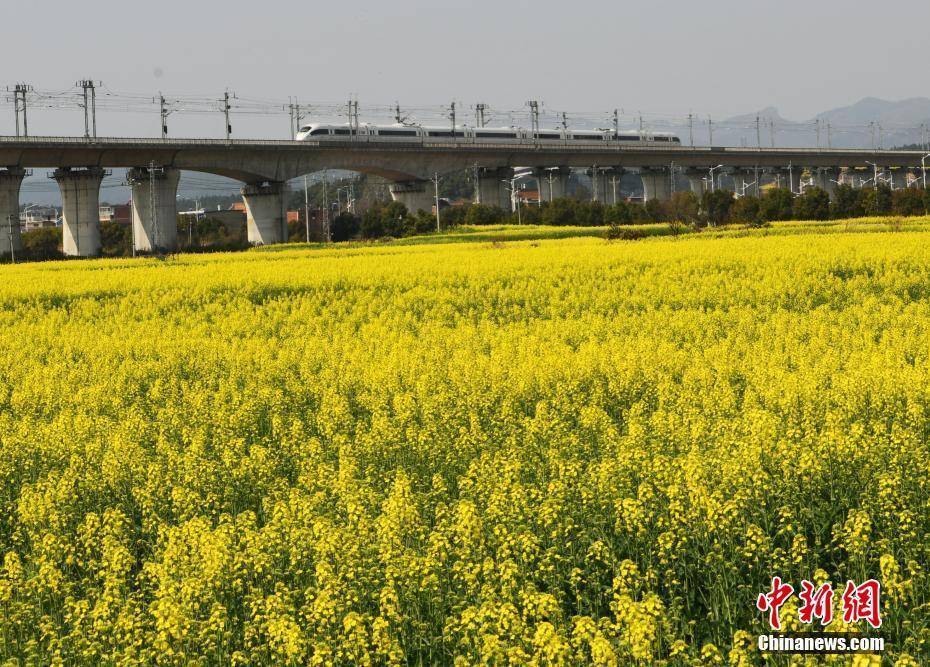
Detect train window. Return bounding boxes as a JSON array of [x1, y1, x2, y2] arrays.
[[379, 129, 418, 136], [573, 135, 602, 140], [309, 129, 329, 136], [333, 129, 351, 135], [428, 131, 455, 137], [476, 132, 517, 138], [617, 135, 638, 141], [535, 133, 560, 139], [299, 126, 312, 132]]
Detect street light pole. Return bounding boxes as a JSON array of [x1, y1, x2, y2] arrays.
[[922, 154, 930, 190]]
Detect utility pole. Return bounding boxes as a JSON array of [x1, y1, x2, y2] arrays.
[[869, 122, 876, 150], [475, 103, 487, 128], [756, 115, 761, 149], [527, 100, 539, 142], [688, 113, 694, 147], [815, 119, 821, 149], [432, 172, 441, 232], [11, 83, 33, 137], [770, 119, 775, 148], [322, 169, 330, 241], [878, 123, 884, 150], [7, 214, 14, 263], [288, 97, 295, 137], [223, 90, 234, 141], [449, 101, 456, 134], [159, 94, 170, 139], [707, 115, 714, 146], [561, 112, 568, 134], [77, 80, 98, 138], [638, 114, 644, 138], [303, 175, 310, 242], [827, 122, 832, 149], [149, 161, 164, 252], [613, 109, 620, 138]]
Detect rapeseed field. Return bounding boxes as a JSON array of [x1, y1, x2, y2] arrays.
[[0, 224, 928, 665]]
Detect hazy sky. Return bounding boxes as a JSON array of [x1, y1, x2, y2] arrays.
[[3, 0, 928, 140]]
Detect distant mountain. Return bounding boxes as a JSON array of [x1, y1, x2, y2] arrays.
[[711, 97, 930, 149]]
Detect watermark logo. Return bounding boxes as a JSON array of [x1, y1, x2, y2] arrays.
[[755, 576, 883, 655]]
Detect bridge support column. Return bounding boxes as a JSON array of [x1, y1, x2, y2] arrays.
[[389, 180, 434, 214], [54, 167, 104, 257], [889, 168, 909, 189], [640, 167, 671, 202], [127, 167, 180, 253], [587, 168, 611, 203], [684, 168, 706, 197], [547, 167, 571, 200], [813, 168, 840, 197], [474, 168, 513, 210], [604, 168, 625, 204], [0, 168, 25, 257], [242, 181, 287, 245]]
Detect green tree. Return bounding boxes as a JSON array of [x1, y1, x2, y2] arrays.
[[701, 190, 734, 226], [666, 191, 699, 225], [464, 204, 506, 226], [860, 185, 892, 216], [730, 196, 762, 226], [759, 188, 794, 222], [793, 187, 831, 221], [541, 198, 578, 226], [604, 201, 633, 226], [331, 212, 361, 241], [891, 188, 925, 217], [831, 184, 864, 219]]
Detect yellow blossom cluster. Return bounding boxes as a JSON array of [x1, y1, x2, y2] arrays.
[[0, 225, 928, 664]]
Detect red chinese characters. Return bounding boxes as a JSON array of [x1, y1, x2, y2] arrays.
[[842, 579, 882, 629], [757, 576, 882, 630], [798, 580, 834, 626], [757, 576, 795, 630]]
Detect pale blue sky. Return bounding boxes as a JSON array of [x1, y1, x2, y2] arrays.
[[3, 0, 927, 139]]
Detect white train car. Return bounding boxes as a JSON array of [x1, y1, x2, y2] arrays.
[[295, 123, 680, 145]]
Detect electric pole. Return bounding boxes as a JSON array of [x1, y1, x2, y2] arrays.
[[688, 113, 694, 147], [756, 115, 761, 149], [223, 90, 234, 141], [815, 119, 821, 149], [159, 94, 170, 139], [475, 103, 487, 128], [527, 100, 539, 142], [449, 101, 456, 134], [613, 109, 620, 138], [432, 172, 441, 232], [77, 80, 98, 138], [707, 115, 713, 146], [149, 161, 164, 252], [11, 83, 33, 137]]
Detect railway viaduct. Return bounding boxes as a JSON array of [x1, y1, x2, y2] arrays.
[[0, 135, 925, 256]]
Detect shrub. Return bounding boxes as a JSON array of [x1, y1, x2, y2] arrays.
[[793, 187, 831, 221], [759, 188, 794, 222]]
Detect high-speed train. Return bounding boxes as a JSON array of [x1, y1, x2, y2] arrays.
[[295, 123, 680, 145]]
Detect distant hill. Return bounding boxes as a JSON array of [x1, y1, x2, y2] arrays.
[[712, 97, 930, 149]]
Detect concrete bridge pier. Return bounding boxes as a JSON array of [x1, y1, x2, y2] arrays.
[[813, 168, 840, 196], [547, 167, 571, 200], [54, 167, 105, 257], [475, 168, 513, 210], [889, 168, 909, 189], [389, 180, 434, 214], [242, 181, 288, 245], [684, 168, 706, 197], [727, 170, 746, 195], [127, 167, 180, 252], [605, 168, 625, 204], [587, 167, 611, 203], [0, 168, 25, 256], [640, 167, 671, 202]]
